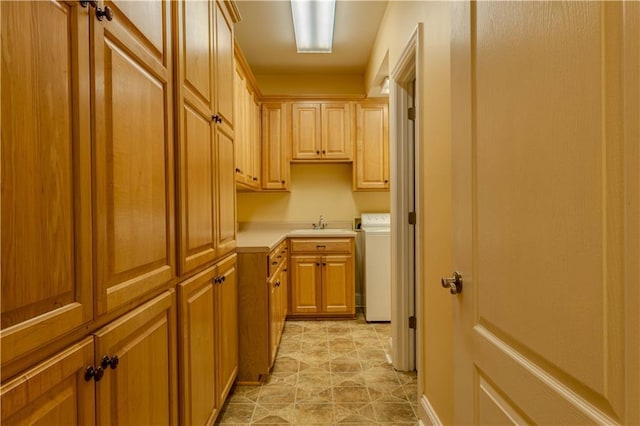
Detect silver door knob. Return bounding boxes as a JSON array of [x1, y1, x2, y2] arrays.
[[441, 271, 463, 295]]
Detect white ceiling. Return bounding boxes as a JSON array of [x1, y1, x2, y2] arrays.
[[234, 0, 388, 75]]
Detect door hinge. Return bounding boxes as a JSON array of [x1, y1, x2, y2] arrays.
[[408, 211, 416, 225], [408, 107, 416, 121], [408, 316, 417, 329]]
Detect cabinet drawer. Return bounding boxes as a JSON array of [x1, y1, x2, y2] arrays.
[[268, 240, 288, 276], [290, 238, 353, 253]]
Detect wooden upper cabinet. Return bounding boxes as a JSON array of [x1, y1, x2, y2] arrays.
[[214, 0, 235, 135], [292, 102, 353, 161], [292, 103, 322, 160], [262, 103, 291, 190], [92, 0, 175, 314], [1, 0, 93, 365], [234, 64, 261, 190], [175, 0, 238, 275], [354, 103, 389, 190], [321, 103, 354, 160], [215, 128, 237, 259], [94, 290, 177, 425]]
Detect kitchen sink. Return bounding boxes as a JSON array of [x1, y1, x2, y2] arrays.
[[288, 228, 356, 237]]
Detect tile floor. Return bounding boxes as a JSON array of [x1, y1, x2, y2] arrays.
[[216, 314, 418, 425]]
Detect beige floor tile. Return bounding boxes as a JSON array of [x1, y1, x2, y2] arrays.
[[373, 402, 418, 424], [293, 403, 335, 424], [251, 403, 295, 424], [216, 402, 255, 424], [332, 386, 370, 403], [257, 385, 297, 404]]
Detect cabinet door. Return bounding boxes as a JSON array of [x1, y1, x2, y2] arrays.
[[94, 290, 177, 425], [262, 103, 291, 190], [214, 0, 234, 135], [354, 103, 389, 190], [178, 268, 218, 426], [290, 256, 322, 314], [322, 255, 355, 314], [215, 128, 237, 259], [215, 254, 238, 405], [1, 338, 95, 425], [268, 273, 279, 366], [251, 96, 262, 187], [233, 67, 247, 185], [92, 0, 176, 314], [321, 103, 354, 160], [280, 261, 289, 319], [292, 103, 321, 160], [1, 0, 93, 366]]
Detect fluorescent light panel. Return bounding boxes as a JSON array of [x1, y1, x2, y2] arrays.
[[291, 0, 336, 53]]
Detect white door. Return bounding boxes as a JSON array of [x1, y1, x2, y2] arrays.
[[450, 2, 639, 424]]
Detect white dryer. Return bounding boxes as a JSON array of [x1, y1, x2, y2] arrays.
[[360, 213, 391, 322]]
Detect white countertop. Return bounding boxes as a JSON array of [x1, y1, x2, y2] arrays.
[[236, 222, 357, 253]]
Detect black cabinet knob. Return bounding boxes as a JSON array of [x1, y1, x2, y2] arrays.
[[316, 150, 320, 155], [84, 365, 104, 382], [101, 355, 119, 370], [281, 180, 285, 184], [95, 5, 114, 21]]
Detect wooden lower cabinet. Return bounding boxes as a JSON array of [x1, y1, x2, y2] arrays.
[[1, 338, 95, 425], [94, 290, 177, 425], [237, 240, 288, 383], [178, 253, 238, 425], [289, 238, 355, 318], [1, 290, 177, 425]]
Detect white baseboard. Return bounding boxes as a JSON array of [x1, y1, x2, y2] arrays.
[[419, 394, 443, 426]]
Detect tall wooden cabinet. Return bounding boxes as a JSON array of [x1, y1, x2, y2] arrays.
[[2, 1, 240, 424], [175, 0, 237, 275], [354, 103, 390, 190], [2, 0, 175, 367], [1, 0, 94, 367]]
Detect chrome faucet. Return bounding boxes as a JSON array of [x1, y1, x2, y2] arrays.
[[313, 214, 328, 229]]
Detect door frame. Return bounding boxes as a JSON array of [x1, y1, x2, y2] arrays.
[[390, 24, 423, 375]]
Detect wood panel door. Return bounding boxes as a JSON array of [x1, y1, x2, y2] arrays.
[[354, 103, 389, 190], [175, 0, 217, 275], [262, 103, 290, 190], [215, 254, 238, 405], [178, 267, 218, 426], [1, 0, 93, 366], [268, 273, 280, 366], [321, 103, 353, 160], [92, 0, 175, 314], [214, 0, 234, 136], [322, 255, 354, 314], [450, 2, 639, 424], [290, 256, 321, 314], [94, 290, 177, 425], [215, 127, 237, 259], [1, 338, 95, 425], [292, 103, 321, 160]]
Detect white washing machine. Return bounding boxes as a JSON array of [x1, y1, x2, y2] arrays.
[[360, 213, 391, 322]]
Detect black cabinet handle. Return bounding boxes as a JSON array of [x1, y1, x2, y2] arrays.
[[322, 262, 327, 266], [84, 365, 104, 382], [272, 261, 277, 265], [235, 168, 241, 173], [384, 179, 389, 183], [316, 150, 320, 155], [281, 180, 285, 185], [316, 262, 320, 266], [253, 177, 258, 181], [214, 276, 220, 284], [80, 0, 97, 8], [322, 150, 326, 154]]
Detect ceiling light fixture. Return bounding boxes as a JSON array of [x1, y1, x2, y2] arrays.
[[291, 0, 336, 53]]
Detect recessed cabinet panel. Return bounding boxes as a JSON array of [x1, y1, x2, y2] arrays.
[[355, 103, 389, 190], [0, 0, 93, 365], [323, 255, 353, 313], [292, 103, 322, 160], [178, 268, 218, 426], [214, 0, 234, 132], [93, 1, 175, 314], [183, 104, 215, 268], [181, 0, 213, 106], [290, 256, 322, 313], [262, 103, 290, 190], [94, 291, 177, 425], [215, 254, 238, 404], [322, 103, 353, 160], [215, 128, 237, 259], [0, 338, 95, 425]]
